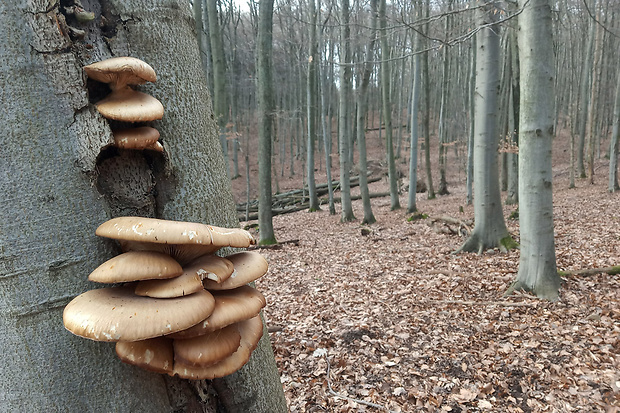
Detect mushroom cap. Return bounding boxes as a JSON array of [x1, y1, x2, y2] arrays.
[[63, 286, 215, 342], [134, 254, 234, 298], [184, 254, 235, 283], [113, 127, 163, 152], [203, 252, 268, 290], [95, 88, 164, 122], [173, 324, 241, 367], [84, 57, 157, 88], [134, 269, 203, 299], [96, 217, 255, 264], [116, 337, 174, 374], [168, 286, 266, 339], [88, 251, 182, 283], [172, 315, 263, 380]]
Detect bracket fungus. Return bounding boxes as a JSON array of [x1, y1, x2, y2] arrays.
[[84, 56, 164, 149], [63, 217, 271, 380]]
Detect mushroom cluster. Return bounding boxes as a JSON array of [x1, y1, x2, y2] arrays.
[[84, 56, 164, 151], [63, 217, 270, 379]]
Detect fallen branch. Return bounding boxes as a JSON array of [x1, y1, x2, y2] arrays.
[[249, 239, 300, 250], [559, 265, 620, 277], [417, 299, 537, 307], [324, 354, 398, 413]]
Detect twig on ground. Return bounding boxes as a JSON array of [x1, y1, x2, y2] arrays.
[[417, 299, 538, 307], [324, 354, 399, 413]]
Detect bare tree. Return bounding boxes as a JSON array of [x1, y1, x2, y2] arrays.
[[257, 0, 277, 244], [507, 0, 561, 300], [456, 1, 515, 254]]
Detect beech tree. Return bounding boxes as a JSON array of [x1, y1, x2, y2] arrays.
[[507, 0, 561, 300], [456, 1, 515, 254], [257, 0, 277, 244], [0, 1, 286, 411]]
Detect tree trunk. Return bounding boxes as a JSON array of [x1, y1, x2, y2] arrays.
[[506, 29, 519, 205], [306, 0, 320, 211], [422, 0, 435, 200], [609, 51, 620, 192], [507, 0, 561, 300], [257, 0, 278, 245], [356, 0, 378, 224], [576, 0, 596, 179], [456, 1, 514, 254], [0, 1, 286, 411], [379, 0, 400, 210], [466, 35, 476, 206], [408, 12, 422, 214], [339, 0, 355, 222]]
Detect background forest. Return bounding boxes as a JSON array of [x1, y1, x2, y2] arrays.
[[194, 0, 620, 411]]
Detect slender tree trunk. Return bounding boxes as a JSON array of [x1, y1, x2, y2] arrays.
[[408, 16, 422, 214], [456, 1, 514, 254], [507, 0, 561, 300], [0, 1, 286, 411], [609, 52, 620, 192], [506, 29, 519, 205], [379, 0, 400, 210], [257, 0, 277, 244], [466, 36, 476, 206], [356, 0, 378, 224], [437, 0, 452, 196], [422, 0, 435, 200], [339, 0, 355, 222], [586, 4, 602, 184], [577, 0, 597, 179], [306, 0, 320, 211], [193, 0, 210, 76]]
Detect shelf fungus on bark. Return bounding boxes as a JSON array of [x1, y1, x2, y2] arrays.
[[84, 56, 164, 149], [63, 217, 269, 379]]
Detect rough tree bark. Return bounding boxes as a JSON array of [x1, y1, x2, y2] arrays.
[[257, 0, 278, 244], [456, 1, 515, 254], [0, 1, 286, 411], [507, 0, 561, 300]]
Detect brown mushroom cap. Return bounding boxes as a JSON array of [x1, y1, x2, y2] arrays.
[[95, 88, 164, 122], [96, 217, 255, 264], [88, 251, 182, 284], [172, 315, 263, 380], [134, 269, 203, 299], [173, 324, 241, 367], [185, 254, 235, 283], [84, 57, 157, 89], [63, 286, 215, 342], [113, 127, 163, 152], [116, 337, 174, 374], [168, 286, 266, 339], [203, 252, 268, 290]]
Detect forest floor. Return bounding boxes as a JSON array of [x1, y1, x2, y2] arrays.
[[233, 132, 620, 412]]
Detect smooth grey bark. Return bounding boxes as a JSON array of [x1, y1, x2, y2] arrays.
[[437, 0, 452, 196], [576, 0, 596, 179], [339, 0, 355, 222], [456, 1, 514, 254], [466, 36, 476, 206], [408, 17, 422, 214], [306, 0, 320, 212], [422, 0, 435, 200], [356, 0, 378, 224], [506, 30, 519, 205], [609, 51, 620, 192], [0, 1, 286, 411], [206, 0, 227, 127], [379, 0, 400, 210], [257, 0, 277, 244], [318, 2, 336, 215], [507, 0, 561, 300]]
